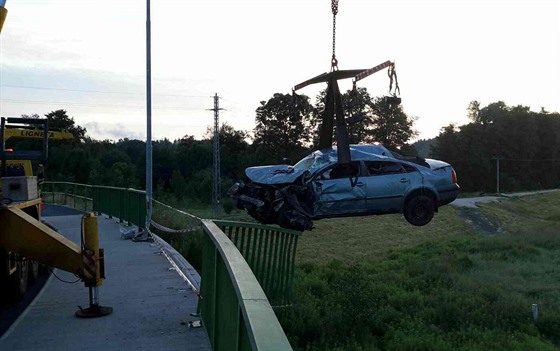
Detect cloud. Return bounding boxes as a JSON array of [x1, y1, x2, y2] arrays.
[[83, 121, 144, 141]]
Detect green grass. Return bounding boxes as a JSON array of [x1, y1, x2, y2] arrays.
[[297, 206, 476, 265], [276, 193, 560, 350]]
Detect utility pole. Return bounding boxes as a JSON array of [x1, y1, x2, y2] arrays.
[[209, 94, 223, 218], [145, 0, 153, 228]]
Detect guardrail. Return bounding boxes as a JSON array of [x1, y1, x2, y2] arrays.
[[43, 181, 93, 212], [201, 220, 293, 351], [43, 182, 146, 229], [213, 220, 300, 307]]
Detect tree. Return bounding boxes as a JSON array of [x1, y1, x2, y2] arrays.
[[44, 109, 87, 140], [204, 122, 248, 155], [478, 101, 508, 125], [253, 93, 313, 162], [311, 88, 416, 149], [311, 87, 377, 146], [205, 123, 250, 179], [432, 101, 560, 192], [369, 97, 417, 149], [467, 100, 481, 123]]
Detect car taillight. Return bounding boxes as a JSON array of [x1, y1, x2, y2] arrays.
[[452, 169, 458, 184]]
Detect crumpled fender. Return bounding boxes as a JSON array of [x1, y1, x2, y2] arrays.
[[245, 165, 308, 185]]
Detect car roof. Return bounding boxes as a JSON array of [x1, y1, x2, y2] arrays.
[[315, 144, 394, 161]]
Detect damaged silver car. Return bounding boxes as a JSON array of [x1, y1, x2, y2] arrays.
[[229, 144, 460, 231]]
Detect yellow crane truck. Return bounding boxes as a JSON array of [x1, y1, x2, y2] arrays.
[[1, 1, 111, 317], [0, 116, 112, 316], [1, 117, 74, 300]]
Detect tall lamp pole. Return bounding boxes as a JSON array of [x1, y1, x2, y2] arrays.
[[145, 0, 153, 228]]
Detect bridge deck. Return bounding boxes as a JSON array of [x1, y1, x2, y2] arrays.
[[0, 205, 210, 351]]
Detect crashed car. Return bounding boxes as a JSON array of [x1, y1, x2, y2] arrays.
[[229, 144, 460, 231]]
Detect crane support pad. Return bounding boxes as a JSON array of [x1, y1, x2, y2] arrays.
[[0, 207, 82, 275]]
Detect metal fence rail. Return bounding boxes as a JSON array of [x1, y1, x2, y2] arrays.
[[201, 220, 293, 351], [43, 182, 146, 229], [213, 220, 300, 307], [43, 181, 93, 212]]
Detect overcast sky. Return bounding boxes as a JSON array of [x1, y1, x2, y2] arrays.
[[1, 0, 559, 142]]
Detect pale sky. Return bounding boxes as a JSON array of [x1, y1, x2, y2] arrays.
[[1, 0, 559, 142]]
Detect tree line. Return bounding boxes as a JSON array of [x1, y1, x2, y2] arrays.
[[9, 95, 559, 202], [431, 101, 560, 192]]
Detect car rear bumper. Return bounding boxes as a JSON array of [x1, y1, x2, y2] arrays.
[[438, 184, 460, 206]]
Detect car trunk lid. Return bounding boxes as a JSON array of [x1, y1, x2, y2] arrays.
[[424, 158, 451, 170]]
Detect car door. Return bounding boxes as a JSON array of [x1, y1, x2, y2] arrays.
[[311, 161, 367, 217], [362, 161, 417, 212]]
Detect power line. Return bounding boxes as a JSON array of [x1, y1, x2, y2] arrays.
[[0, 84, 212, 98]]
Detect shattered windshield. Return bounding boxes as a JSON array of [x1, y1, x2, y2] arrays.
[[293, 152, 333, 173]]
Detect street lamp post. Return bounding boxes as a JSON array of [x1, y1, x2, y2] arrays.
[[145, 0, 153, 228]]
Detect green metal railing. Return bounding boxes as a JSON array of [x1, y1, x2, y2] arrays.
[[43, 181, 93, 212], [213, 220, 300, 307], [201, 220, 293, 351], [43, 182, 296, 350], [43, 182, 146, 228]]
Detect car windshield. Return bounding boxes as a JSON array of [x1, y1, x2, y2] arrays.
[[293, 152, 332, 173]]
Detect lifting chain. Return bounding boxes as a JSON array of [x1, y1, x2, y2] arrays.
[[331, 0, 339, 70], [388, 63, 400, 96]]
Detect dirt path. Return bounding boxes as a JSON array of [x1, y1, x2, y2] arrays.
[[450, 189, 560, 209], [450, 189, 559, 234]]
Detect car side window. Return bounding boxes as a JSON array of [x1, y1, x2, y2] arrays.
[[402, 164, 418, 173], [380, 162, 404, 174], [318, 162, 360, 180], [365, 161, 404, 176], [365, 161, 382, 175]]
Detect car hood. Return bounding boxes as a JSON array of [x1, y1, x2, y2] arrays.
[[245, 165, 307, 185], [424, 158, 451, 170]]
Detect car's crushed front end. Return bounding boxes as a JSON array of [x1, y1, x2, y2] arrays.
[[228, 178, 314, 231]]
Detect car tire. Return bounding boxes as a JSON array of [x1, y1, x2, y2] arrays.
[[404, 194, 435, 226]]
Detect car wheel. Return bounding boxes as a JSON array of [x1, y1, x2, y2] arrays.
[[404, 194, 435, 226]]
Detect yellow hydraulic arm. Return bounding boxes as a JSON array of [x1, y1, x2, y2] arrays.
[[0, 204, 112, 317], [0, 205, 82, 275]]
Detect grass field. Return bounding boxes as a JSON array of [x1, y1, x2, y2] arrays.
[[296, 206, 475, 265], [276, 192, 560, 350], [155, 192, 560, 350]]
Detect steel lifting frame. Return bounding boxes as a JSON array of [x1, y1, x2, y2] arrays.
[[293, 60, 394, 164]]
